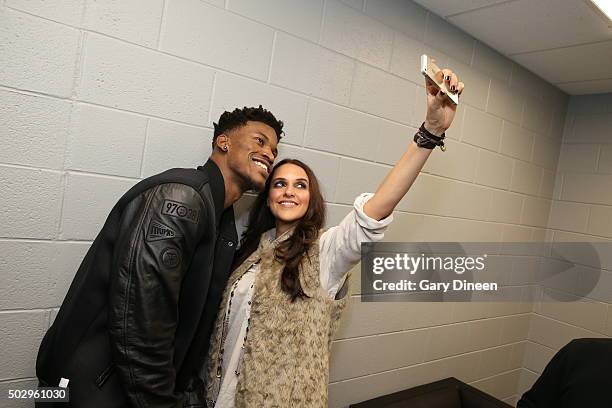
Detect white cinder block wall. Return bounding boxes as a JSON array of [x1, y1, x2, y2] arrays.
[[0, 0, 569, 406], [517, 94, 612, 399]]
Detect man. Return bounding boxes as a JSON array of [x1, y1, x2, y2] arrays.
[[36, 106, 283, 408], [518, 338, 612, 407]]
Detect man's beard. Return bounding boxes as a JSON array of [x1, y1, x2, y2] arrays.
[[238, 170, 264, 193]]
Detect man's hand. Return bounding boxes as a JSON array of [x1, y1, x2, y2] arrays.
[[424, 65, 464, 136]]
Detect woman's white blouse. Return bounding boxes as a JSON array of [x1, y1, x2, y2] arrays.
[[213, 193, 393, 408]]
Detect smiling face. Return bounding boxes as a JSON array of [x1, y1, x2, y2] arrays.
[[223, 121, 279, 191], [267, 163, 311, 232]]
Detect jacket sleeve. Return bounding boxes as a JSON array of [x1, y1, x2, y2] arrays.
[[108, 182, 210, 408]]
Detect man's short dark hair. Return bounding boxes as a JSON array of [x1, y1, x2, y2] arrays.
[[212, 105, 284, 148]]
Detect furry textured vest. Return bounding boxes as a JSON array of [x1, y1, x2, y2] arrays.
[[204, 230, 348, 407]]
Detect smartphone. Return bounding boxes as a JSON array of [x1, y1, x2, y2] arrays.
[[420, 54, 458, 105]]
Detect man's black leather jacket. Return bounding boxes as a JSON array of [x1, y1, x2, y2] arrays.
[[36, 160, 237, 408]]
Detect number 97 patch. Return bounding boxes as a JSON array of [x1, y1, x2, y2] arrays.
[[161, 200, 200, 223]]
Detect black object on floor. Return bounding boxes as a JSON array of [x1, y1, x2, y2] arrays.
[[349, 377, 513, 408]]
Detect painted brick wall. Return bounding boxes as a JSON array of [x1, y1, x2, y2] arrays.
[[0, 1, 569, 406], [516, 93, 612, 402]]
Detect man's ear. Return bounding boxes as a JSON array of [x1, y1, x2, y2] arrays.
[[216, 134, 229, 152]]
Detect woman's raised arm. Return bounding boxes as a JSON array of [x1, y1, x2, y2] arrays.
[[363, 68, 464, 221]]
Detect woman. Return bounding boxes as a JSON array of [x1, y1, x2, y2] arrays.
[[205, 69, 464, 407]]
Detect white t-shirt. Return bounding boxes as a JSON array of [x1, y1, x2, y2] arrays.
[[213, 193, 393, 408]]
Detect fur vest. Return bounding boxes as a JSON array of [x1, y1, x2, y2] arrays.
[[204, 229, 348, 407]]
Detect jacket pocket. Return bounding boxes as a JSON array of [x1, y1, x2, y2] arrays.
[[94, 363, 115, 389]]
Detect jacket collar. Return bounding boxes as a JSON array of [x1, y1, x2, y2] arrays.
[[199, 159, 225, 222], [262, 226, 295, 247]]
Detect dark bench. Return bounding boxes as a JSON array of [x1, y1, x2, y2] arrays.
[[349, 377, 513, 408]]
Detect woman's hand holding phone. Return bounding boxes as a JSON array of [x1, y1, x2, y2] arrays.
[[421, 55, 465, 136]]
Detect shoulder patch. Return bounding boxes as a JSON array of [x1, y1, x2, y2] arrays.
[[147, 219, 181, 242], [161, 199, 200, 223], [161, 247, 181, 268]]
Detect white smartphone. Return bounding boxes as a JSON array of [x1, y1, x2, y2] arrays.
[[420, 54, 458, 105]]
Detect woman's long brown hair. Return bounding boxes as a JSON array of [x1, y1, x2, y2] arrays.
[[232, 159, 326, 301]]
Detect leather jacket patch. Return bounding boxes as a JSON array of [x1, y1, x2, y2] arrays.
[[147, 219, 181, 242], [161, 247, 181, 268], [162, 199, 200, 223]]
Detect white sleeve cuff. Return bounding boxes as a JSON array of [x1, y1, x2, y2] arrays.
[[352, 193, 394, 234]]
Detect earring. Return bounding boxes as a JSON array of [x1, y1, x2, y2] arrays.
[[222, 146, 228, 152]]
